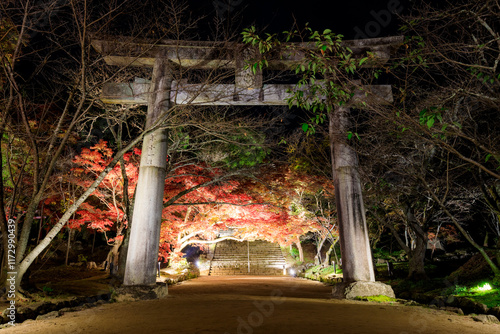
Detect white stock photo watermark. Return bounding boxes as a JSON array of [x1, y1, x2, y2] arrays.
[[354, 0, 404, 39], [226, 289, 285, 334], [225, 278, 301, 334], [28, 0, 65, 39], [213, 0, 244, 21], [6, 219, 17, 326]]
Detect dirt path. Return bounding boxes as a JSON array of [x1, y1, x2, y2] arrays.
[[3, 276, 499, 334]]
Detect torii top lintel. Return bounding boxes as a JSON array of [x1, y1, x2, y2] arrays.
[[91, 36, 403, 69], [93, 36, 403, 106]]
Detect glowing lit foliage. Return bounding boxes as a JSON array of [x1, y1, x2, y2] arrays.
[[157, 164, 334, 261], [158, 164, 257, 260], [0, 18, 22, 89], [427, 225, 459, 245], [69, 140, 140, 244], [1, 135, 29, 190], [262, 165, 335, 242], [68, 141, 249, 258], [181, 164, 333, 248], [69, 142, 332, 262], [2, 127, 56, 217]]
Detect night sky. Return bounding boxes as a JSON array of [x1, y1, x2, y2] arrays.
[[190, 0, 413, 39]]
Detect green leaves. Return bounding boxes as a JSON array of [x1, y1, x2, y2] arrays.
[[301, 123, 316, 136], [467, 67, 498, 85], [397, 35, 427, 68], [418, 106, 464, 141], [301, 123, 309, 133], [485, 153, 500, 167], [419, 107, 444, 129], [241, 27, 276, 74], [241, 26, 279, 53], [241, 25, 381, 139], [222, 129, 269, 168], [347, 131, 360, 141]]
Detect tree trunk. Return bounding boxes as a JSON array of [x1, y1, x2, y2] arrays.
[[323, 242, 334, 266], [315, 233, 328, 265], [403, 204, 428, 280], [117, 226, 131, 280], [0, 159, 10, 283], [65, 229, 73, 266], [117, 195, 137, 281], [16, 199, 40, 263], [329, 106, 375, 283], [91, 232, 96, 255], [37, 203, 44, 246], [295, 237, 304, 262], [107, 240, 123, 276], [408, 234, 427, 280], [484, 232, 489, 247], [110, 110, 134, 282]]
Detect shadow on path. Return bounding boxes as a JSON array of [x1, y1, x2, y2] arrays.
[[169, 276, 331, 299]]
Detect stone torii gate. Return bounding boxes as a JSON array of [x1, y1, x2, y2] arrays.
[[92, 35, 402, 296]]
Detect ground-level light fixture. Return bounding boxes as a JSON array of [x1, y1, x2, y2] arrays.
[[477, 282, 492, 291]]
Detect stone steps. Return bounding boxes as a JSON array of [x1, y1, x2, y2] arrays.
[[210, 262, 285, 267], [209, 240, 286, 276]]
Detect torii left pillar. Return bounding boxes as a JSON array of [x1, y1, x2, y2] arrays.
[[124, 57, 171, 286]]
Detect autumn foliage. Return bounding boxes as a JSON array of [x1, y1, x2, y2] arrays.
[[69, 140, 140, 245], [68, 141, 333, 263]]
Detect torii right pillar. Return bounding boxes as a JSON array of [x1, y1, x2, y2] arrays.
[[330, 105, 395, 299]]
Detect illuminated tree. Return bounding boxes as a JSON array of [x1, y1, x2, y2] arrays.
[[68, 140, 141, 272], [69, 141, 328, 268]]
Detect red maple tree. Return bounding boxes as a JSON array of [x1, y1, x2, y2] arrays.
[[69, 140, 141, 266], [69, 141, 333, 265]]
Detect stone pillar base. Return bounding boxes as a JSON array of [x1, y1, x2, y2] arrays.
[[332, 281, 395, 300], [115, 282, 168, 302]]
